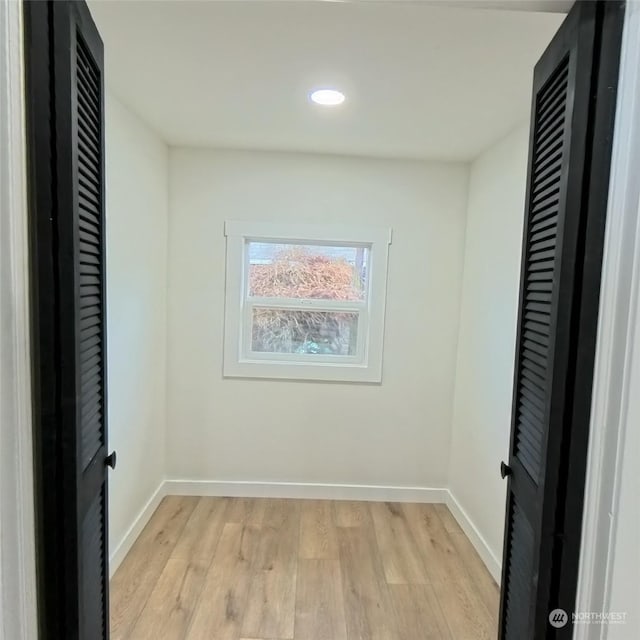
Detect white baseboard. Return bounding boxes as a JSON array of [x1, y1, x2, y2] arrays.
[[446, 490, 502, 584], [109, 482, 166, 577], [164, 479, 448, 504]]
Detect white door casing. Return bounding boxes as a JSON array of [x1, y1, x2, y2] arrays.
[[0, 0, 38, 639], [575, 3, 640, 639]]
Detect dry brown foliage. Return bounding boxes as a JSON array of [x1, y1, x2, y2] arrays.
[[250, 248, 361, 354], [249, 246, 362, 300]]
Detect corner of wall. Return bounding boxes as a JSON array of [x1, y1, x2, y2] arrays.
[[445, 157, 475, 494], [445, 122, 531, 575], [161, 142, 172, 484]]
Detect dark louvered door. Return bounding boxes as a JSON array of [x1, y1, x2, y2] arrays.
[[53, 3, 110, 638], [25, 1, 110, 638], [499, 2, 623, 639]]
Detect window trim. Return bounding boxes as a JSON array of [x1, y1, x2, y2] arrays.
[[223, 221, 392, 382]]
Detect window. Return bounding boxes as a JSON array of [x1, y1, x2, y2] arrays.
[[223, 221, 392, 382]]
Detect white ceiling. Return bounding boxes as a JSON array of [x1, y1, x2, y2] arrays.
[[90, 1, 565, 161]]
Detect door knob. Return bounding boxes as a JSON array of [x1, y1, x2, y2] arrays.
[[105, 451, 117, 470], [500, 461, 512, 479]]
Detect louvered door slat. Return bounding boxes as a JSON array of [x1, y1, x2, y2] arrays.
[[533, 155, 563, 189], [81, 398, 101, 426], [78, 144, 100, 178], [531, 195, 560, 219], [524, 309, 551, 324], [79, 252, 100, 268], [81, 284, 101, 298], [529, 241, 556, 258], [521, 363, 546, 388], [533, 138, 564, 173], [81, 368, 102, 393], [537, 97, 567, 133], [522, 346, 548, 367], [529, 213, 558, 236], [79, 206, 100, 227], [80, 326, 101, 346], [530, 237, 556, 254], [82, 490, 106, 639], [526, 291, 553, 305], [80, 242, 100, 258], [80, 331, 100, 351], [528, 259, 554, 273], [536, 59, 569, 108], [78, 128, 100, 162], [520, 375, 545, 402], [522, 336, 548, 359], [517, 418, 543, 456], [79, 172, 100, 200], [79, 219, 100, 242], [519, 393, 545, 422], [522, 339, 547, 361], [530, 227, 557, 248], [503, 502, 535, 640]]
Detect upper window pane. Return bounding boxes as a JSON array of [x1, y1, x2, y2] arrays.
[[247, 241, 368, 301]]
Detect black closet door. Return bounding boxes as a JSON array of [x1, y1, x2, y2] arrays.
[[24, 1, 110, 638], [498, 2, 623, 639]]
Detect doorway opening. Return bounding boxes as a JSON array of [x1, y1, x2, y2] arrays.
[[22, 1, 623, 639]]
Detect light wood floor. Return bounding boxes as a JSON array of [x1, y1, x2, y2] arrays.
[[110, 497, 499, 640]]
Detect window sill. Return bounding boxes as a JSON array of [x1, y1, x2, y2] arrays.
[[222, 359, 383, 383]]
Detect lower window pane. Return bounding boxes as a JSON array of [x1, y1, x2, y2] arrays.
[[251, 309, 358, 356]]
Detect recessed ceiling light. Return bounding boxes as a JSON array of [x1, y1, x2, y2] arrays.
[[310, 89, 346, 106]]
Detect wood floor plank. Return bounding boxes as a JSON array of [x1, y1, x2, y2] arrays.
[[389, 584, 452, 640], [337, 525, 396, 640], [126, 558, 205, 640], [333, 500, 368, 527], [241, 499, 301, 639], [431, 578, 497, 640], [449, 531, 500, 625], [225, 496, 267, 526], [402, 503, 468, 583], [295, 558, 347, 640], [369, 502, 430, 584], [171, 496, 230, 566], [109, 496, 199, 640], [299, 499, 339, 560], [185, 522, 258, 640], [434, 504, 464, 535], [126, 497, 229, 639]]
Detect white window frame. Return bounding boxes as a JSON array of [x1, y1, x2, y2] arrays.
[[223, 221, 392, 382]]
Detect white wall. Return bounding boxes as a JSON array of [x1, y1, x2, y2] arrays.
[[106, 92, 169, 557], [607, 351, 640, 638], [166, 149, 468, 489], [604, 260, 640, 639], [448, 125, 529, 571]]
